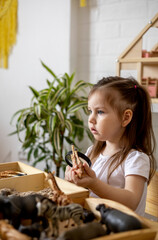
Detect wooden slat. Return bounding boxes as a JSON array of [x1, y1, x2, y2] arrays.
[[145, 171, 158, 218], [118, 58, 158, 63]]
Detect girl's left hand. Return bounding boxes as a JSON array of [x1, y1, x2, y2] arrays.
[[72, 163, 96, 188]]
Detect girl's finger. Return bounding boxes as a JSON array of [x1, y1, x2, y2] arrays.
[[83, 163, 96, 178]]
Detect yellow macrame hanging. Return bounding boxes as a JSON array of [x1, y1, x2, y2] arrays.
[[80, 0, 87, 7], [0, 0, 18, 68]]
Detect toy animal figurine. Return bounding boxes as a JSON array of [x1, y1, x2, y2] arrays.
[[0, 194, 48, 229], [96, 204, 142, 234], [18, 222, 44, 238], [0, 220, 31, 240], [82, 208, 96, 223], [56, 222, 107, 240], [46, 171, 72, 206], [36, 196, 84, 237]]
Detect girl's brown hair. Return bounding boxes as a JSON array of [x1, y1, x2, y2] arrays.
[[88, 76, 156, 184]]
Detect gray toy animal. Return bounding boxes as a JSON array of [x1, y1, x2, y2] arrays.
[[36, 197, 84, 237], [56, 222, 107, 240]]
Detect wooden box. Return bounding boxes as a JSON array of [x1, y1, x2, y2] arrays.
[[0, 161, 89, 204]]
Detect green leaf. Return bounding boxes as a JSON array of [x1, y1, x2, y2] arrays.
[[29, 86, 39, 98], [22, 138, 34, 149], [53, 128, 61, 156], [71, 80, 91, 95], [27, 147, 33, 161], [34, 148, 39, 158], [34, 104, 41, 119], [33, 121, 41, 136], [67, 101, 88, 113], [53, 110, 65, 126], [65, 119, 73, 134], [48, 115, 57, 133], [49, 87, 66, 108], [32, 155, 47, 167], [41, 60, 59, 81], [10, 108, 28, 125]]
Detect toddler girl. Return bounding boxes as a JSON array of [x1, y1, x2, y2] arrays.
[[65, 76, 156, 216]]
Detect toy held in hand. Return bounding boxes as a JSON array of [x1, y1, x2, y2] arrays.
[[65, 145, 91, 178]]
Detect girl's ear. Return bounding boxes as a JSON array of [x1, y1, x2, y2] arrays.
[[122, 109, 133, 127]]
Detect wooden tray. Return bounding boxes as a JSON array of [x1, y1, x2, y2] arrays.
[[83, 198, 158, 240], [0, 161, 89, 204]]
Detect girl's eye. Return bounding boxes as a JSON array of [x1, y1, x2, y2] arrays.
[[98, 110, 104, 115]]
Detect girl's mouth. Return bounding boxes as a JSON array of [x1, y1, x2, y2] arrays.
[[91, 127, 98, 134]]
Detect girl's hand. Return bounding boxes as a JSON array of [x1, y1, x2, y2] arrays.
[[72, 163, 96, 188]]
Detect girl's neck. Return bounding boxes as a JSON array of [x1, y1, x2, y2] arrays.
[[102, 141, 122, 157]]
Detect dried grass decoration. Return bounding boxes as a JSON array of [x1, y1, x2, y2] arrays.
[[0, 0, 18, 68]]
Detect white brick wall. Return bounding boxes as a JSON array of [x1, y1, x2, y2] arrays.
[[71, 0, 158, 167]]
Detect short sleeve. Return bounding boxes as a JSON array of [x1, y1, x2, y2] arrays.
[[85, 145, 93, 156], [124, 150, 150, 180]]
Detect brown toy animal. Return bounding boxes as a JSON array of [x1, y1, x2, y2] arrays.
[[0, 220, 31, 240], [46, 171, 72, 206]]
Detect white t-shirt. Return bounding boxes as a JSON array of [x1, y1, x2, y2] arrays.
[[86, 146, 150, 216]]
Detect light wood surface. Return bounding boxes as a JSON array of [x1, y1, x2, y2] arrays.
[[145, 171, 158, 218]]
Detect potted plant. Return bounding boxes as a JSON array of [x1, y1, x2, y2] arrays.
[[10, 61, 93, 177]]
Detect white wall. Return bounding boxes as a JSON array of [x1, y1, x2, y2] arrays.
[[0, 0, 71, 168]]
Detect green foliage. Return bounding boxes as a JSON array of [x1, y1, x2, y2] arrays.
[[10, 61, 93, 176]]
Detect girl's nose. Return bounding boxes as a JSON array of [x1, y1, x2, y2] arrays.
[[88, 113, 96, 124]]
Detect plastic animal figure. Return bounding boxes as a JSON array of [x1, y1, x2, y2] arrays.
[[82, 208, 96, 223], [96, 204, 142, 234], [36, 197, 84, 237], [0, 194, 48, 229], [46, 171, 72, 206], [18, 222, 44, 238], [56, 222, 107, 240], [0, 220, 31, 240]]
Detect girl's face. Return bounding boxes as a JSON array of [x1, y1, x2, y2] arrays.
[[88, 89, 125, 144]]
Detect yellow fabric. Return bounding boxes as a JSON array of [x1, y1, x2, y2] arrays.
[[0, 0, 18, 68], [80, 0, 86, 7]]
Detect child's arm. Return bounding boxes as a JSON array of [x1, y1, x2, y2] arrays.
[[70, 163, 146, 211]]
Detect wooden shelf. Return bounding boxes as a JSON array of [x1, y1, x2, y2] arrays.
[[118, 58, 158, 63], [152, 98, 158, 104], [116, 13, 158, 112]]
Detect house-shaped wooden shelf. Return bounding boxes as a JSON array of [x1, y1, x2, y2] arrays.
[[116, 13, 158, 103]]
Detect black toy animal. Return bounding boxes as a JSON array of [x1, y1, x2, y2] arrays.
[[56, 222, 107, 240], [18, 222, 44, 238], [96, 204, 142, 234], [82, 208, 96, 223], [0, 194, 49, 229]]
